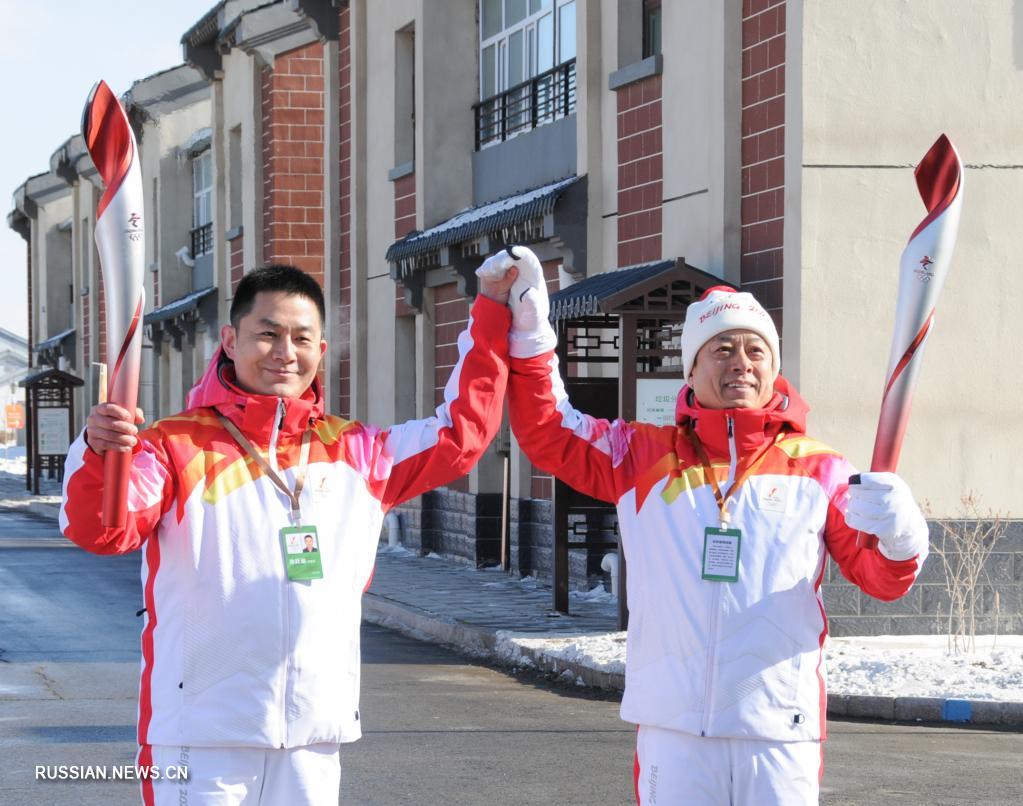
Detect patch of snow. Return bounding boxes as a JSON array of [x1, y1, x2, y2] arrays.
[[570, 585, 616, 604], [376, 543, 415, 557], [492, 631, 1023, 702], [496, 631, 628, 678], [825, 634, 1023, 702]]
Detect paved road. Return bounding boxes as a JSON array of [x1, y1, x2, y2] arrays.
[[1, 508, 1021, 805]]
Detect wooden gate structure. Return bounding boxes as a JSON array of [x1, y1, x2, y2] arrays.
[[20, 367, 83, 494]]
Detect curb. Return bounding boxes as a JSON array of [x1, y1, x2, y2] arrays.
[[827, 693, 1023, 727], [363, 594, 626, 691], [363, 593, 1023, 729], [0, 499, 61, 522]]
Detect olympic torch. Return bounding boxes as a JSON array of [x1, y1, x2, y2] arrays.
[[858, 134, 964, 549], [82, 81, 146, 528]]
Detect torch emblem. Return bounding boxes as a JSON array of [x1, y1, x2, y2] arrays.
[[914, 255, 934, 282]]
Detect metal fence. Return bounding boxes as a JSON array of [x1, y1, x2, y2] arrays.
[[473, 58, 577, 150], [190, 222, 213, 258]]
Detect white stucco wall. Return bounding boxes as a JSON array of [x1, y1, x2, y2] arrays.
[[660, 0, 741, 279], [362, 0, 418, 428], [797, 0, 1023, 515]]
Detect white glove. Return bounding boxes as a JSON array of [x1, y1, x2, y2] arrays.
[[475, 246, 557, 358], [845, 472, 929, 561]]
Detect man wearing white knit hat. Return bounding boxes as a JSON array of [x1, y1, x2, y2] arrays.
[[479, 251, 929, 805]]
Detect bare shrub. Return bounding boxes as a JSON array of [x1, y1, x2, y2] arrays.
[[926, 493, 1007, 654]]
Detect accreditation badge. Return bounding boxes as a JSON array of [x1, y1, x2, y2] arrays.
[[702, 527, 741, 582], [280, 525, 324, 581]]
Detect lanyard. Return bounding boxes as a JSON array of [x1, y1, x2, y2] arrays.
[[217, 412, 311, 523], [687, 423, 780, 528]]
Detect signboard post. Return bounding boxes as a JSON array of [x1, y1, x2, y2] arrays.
[[635, 378, 682, 427], [5, 403, 25, 430], [37, 408, 71, 456]]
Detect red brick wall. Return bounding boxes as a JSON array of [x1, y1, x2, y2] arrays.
[[529, 261, 561, 500], [740, 0, 786, 332], [393, 171, 417, 317], [229, 233, 244, 294], [433, 282, 470, 492], [338, 5, 353, 419], [394, 173, 416, 239], [98, 270, 106, 367], [615, 75, 663, 267], [433, 282, 469, 406], [261, 42, 326, 286], [82, 266, 89, 367]]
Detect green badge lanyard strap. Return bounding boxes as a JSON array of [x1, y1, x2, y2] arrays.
[[686, 425, 781, 529], [217, 412, 311, 523]]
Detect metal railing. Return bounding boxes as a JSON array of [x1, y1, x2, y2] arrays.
[[190, 222, 213, 258], [473, 58, 577, 150]]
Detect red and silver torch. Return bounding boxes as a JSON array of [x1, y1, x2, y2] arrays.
[[859, 134, 964, 548], [82, 80, 146, 528]]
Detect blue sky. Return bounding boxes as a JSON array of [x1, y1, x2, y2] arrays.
[[0, 0, 216, 338]]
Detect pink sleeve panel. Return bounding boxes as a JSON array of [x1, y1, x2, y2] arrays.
[[59, 430, 174, 555], [508, 350, 679, 505]]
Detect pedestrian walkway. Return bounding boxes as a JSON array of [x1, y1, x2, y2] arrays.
[[363, 547, 626, 691], [367, 548, 618, 634], [0, 454, 61, 521]]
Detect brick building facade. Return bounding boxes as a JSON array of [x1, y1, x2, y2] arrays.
[[9, 0, 1022, 635]]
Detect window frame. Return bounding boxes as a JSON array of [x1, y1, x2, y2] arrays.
[[479, 0, 575, 102], [642, 0, 661, 60], [191, 149, 213, 258]]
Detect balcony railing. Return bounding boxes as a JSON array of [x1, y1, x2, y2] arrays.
[[190, 222, 213, 258], [473, 58, 577, 150]]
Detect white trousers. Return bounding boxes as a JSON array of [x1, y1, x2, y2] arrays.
[[634, 725, 821, 805], [141, 743, 341, 806]]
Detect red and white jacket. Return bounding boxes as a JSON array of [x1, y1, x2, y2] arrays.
[[509, 352, 925, 742], [61, 296, 510, 750]]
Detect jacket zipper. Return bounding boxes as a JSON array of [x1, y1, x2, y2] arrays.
[[272, 399, 289, 748], [701, 415, 736, 736]]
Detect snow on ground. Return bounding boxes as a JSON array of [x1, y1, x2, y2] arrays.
[[377, 550, 1022, 702], [495, 630, 1023, 701], [497, 630, 628, 678], [0, 449, 62, 509], [824, 634, 1023, 702]]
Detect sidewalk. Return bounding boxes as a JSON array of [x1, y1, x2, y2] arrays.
[[0, 455, 62, 521], [364, 547, 626, 691]]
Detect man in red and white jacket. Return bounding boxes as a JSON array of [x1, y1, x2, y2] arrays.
[[478, 248, 929, 805], [61, 264, 515, 805]]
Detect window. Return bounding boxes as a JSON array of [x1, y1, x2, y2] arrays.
[[394, 25, 416, 167], [477, 0, 576, 146], [228, 128, 242, 231], [642, 0, 661, 59], [191, 150, 213, 257], [480, 0, 575, 100]]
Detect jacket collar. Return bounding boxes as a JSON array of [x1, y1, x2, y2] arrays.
[[674, 374, 808, 458], [185, 347, 323, 442]]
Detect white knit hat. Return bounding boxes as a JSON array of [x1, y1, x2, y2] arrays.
[[681, 286, 780, 379]]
